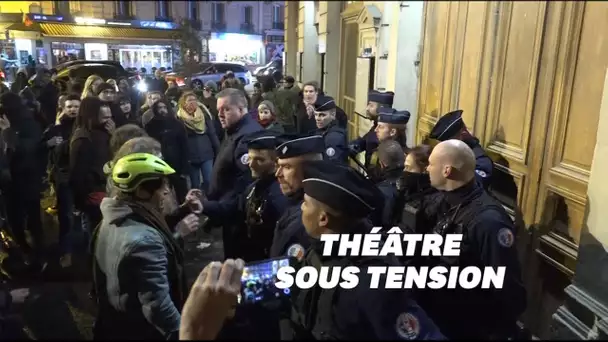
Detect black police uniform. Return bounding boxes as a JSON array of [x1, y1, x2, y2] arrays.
[[417, 180, 526, 339], [377, 108, 410, 149], [269, 135, 326, 260], [429, 110, 494, 189], [373, 166, 403, 229], [287, 160, 446, 341], [207, 113, 263, 202], [202, 131, 288, 261], [312, 96, 349, 164], [348, 91, 394, 168]]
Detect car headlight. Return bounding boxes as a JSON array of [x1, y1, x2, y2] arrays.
[[137, 81, 148, 93]]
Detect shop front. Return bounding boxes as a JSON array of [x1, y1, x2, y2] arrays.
[[22, 14, 181, 68], [209, 32, 263, 66]]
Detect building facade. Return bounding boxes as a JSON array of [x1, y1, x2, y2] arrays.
[[0, 0, 285, 68], [285, 1, 608, 340]]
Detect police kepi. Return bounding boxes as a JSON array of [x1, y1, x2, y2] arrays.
[[313, 95, 349, 164], [349, 90, 395, 167], [376, 107, 410, 149], [286, 159, 446, 340], [269, 134, 326, 261], [428, 109, 494, 188]]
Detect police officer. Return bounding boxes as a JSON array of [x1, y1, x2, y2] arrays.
[[312, 95, 349, 164], [202, 130, 288, 261], [420, 139, 526, 339], [372, 140, 406, 229], [349, 90, 395, 169], [270, 134, 326, 261], [207, 88, 263, 202], [375, 107, 410, 149], [205, 88, 262, 258], [428, 109, 494, 188], [287, 159, 445, 340]]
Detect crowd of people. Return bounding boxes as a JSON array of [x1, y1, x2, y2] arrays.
[[0, 61, 529, 340]]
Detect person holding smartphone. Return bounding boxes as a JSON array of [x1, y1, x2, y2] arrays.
[[288, 160, 445, 340]]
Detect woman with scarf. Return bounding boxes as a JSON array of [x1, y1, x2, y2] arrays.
[[144, 100, 190, 203], [92, 140, 200, 340], [257, 100, 284, 134], [177, 92, 219, 193]]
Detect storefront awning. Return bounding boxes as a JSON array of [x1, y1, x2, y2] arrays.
[[39, 23, 178, 41]]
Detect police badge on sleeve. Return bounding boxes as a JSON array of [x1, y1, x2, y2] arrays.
[[497, 228, 514, 248], [475, 169, 487, 178], [395, 312, 420, 340], [287, 244, 305, 261], [240, 153, 250, 165], [326, 147, 335, 157]]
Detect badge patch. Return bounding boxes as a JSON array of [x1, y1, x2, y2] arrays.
[[395, 312, 420, 340], [475, 169, 487, 178], [240, 153, 250, 165], [326, 147, 335, 157], [286, 244, 305, 261], [497, 228, 514, 248], [282, 146, 288, 154]]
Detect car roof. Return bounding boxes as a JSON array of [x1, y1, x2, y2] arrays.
[[56, 59, 123, 71], [53, 63, 128, 80]]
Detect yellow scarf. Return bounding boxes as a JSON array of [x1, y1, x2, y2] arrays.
[[178, 105, 206, 134]]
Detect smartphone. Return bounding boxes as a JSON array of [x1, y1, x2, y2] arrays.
[[238, 256, 292, 305]]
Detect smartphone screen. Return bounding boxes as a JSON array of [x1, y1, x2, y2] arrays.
[[238, 257, 292, 305]]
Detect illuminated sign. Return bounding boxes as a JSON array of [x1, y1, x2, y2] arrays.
[[107, 21, 132, 26], [30, 14, 64, 22], [138, 21, 177, 30], [75, 17, 107, 25]]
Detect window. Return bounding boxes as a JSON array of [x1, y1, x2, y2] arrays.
[[213, 2, 225, 23], [53, 1, 70, 15], [188, 1, 199, 21], [115, 1, 131, 17], [156, 0, 170, 19], [243, 6, 253, 24], [228, 64, 247, 73], [272, 5, 283, 24]]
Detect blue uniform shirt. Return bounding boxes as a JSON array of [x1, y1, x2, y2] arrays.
[[349, 123, 379, 167], [269, 190, 312, 260]]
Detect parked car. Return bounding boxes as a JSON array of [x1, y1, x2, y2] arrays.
[[168, 62, 253, 89], [253, 59, 283, 82], [52, 62, 140, 92]]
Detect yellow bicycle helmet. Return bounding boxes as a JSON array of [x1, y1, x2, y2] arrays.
[[112, 153, 175, 192]]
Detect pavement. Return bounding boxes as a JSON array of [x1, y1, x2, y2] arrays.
[[4, 210, 225, 340]]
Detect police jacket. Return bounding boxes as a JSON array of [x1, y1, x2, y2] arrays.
[[463, 137, 494, 189], [348, 122, 379, 168], [207, 114, 262, 202], [269, 189, 311, 259], [203, 176, 288, 261], [288, 221, 446, 341], [372, 166, 403, 229], [315, 121, 349, 164], [417, 180, 526, 339]]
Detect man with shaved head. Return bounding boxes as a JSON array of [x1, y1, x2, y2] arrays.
[[419, 139, 526, 340]]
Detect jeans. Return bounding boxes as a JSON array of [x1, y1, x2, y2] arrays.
[[5, 190, 44, 260], [56, 183, 75, 255], [189, 160, 213, 193]]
